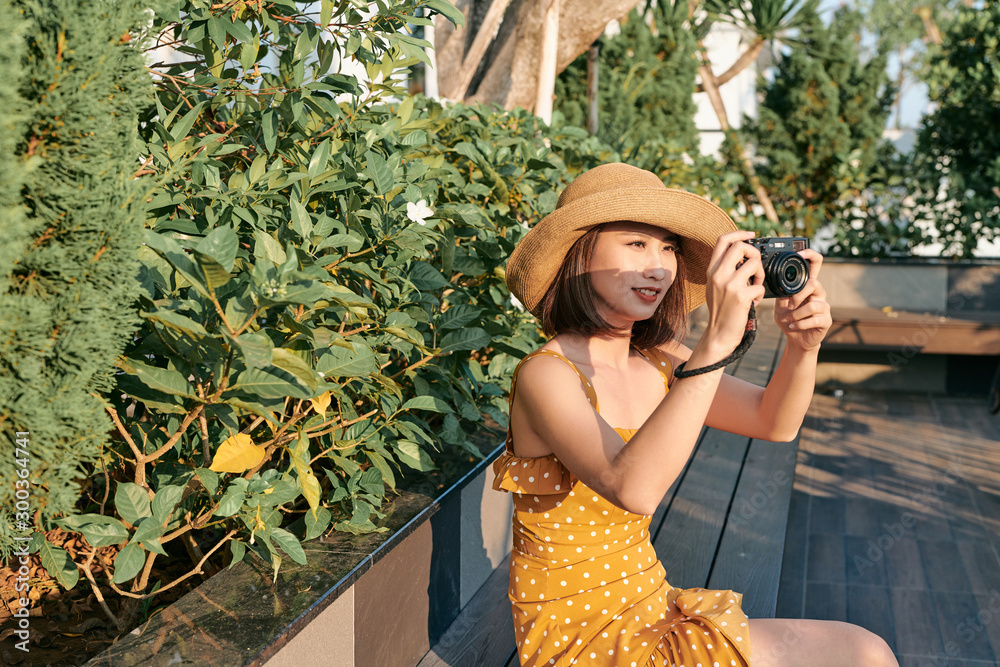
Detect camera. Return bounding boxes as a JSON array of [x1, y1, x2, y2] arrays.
[[745, 237, 810, 298]]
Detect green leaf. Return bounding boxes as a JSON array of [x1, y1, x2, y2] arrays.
[[401, 395, 453, 413], [239, 30, 260, 71], [38, 539, 79, 590], [229, 540, 246, 569], [121, 359, 197, 399], [225, 16, 253, 42], [439, 327, 490, 354], [112, 543, 146, 585], [142, 309, 208, 338], [169, 101, 207, 142], [270, 527, 307, 565], [131, 516, 167, 553], [408, 261, 449, 290], [263, 109, 278, 154], [192, 249, 232, 292], [425, 0, 465, 26], [304, 506, 332, 540], [215, 484, 246, 517], [437, 304, 481, 330], [316, 342, 377, 378], [115, 483, 152, 526], [236, 365, 313, 399], [57, 514, 129, 548], [195, 468, 220, 495], [196, 225, 239, 271], [254, 230, 287, 264], [395, 441, 437, 471], [144, 229, 210, 297], [320, 0, 334, 28], [271, 348, 321, 391], [334, 500, 384, 534], [151, 485, 186, 523], [366, 450, 395, 489], [290, 198, 314, 239], [236, 331, 274, 369], [308, 139, 331, 179], [365, 150, 393, 195]]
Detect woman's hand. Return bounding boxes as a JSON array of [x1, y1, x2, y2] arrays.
[[773, 249, 831, 352], [702, 230, 766, 357]]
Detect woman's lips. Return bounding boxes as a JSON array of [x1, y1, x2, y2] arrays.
[[632, 287, 660, 303]]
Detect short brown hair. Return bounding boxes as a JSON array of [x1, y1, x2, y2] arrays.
[[538, 224, 688, 349]]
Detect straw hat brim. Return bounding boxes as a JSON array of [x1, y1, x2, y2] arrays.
[[506, 182, 738, 317]]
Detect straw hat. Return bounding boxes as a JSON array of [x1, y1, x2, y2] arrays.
[[506, 162, 739, 317]]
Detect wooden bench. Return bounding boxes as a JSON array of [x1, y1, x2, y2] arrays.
[[824, 306, 1000, 355], [417, 305, 797, 667]]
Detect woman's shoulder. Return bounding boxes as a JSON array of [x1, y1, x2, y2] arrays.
[[515, 342, 588, 386]]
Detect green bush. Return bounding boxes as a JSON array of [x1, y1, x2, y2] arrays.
[[20, 0, 619, 633], [910, 2, 1000, 257]]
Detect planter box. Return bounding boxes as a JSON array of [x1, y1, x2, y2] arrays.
[[85, 444, 513, 667], [817, 257, 1000, 393]]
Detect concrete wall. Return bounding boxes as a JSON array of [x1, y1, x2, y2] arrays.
[[817, 260, 1000, 394], [263, 459, 514, 667]]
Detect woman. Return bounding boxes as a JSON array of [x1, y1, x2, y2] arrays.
[[493, 163, 897, 667]]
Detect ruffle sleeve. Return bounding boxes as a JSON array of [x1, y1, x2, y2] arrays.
[[491, 451, 575, 495]]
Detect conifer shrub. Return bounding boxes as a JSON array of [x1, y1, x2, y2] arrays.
[[0, 0, 151, 564], [740, 7, 896, 243]]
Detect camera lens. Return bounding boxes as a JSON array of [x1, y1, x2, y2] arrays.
[[766, 253, 809, 297]]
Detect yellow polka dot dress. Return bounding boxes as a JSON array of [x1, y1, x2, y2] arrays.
[[493, 349, 751, 667]]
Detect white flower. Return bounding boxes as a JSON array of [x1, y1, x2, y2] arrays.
[[406, 199, 434, 226], [510, 295, 525, 312]]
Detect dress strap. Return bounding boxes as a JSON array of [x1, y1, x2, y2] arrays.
[[636, 348, 673, 394], [504, 349, 600, 453]]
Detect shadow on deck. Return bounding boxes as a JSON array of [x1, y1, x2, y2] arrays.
[[778, 390, 1000, 667]]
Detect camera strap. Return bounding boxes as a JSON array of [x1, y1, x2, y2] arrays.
[[672, 304, 757, 379]]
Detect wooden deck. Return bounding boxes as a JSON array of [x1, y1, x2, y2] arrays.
[[777, 389, 1000, 666]]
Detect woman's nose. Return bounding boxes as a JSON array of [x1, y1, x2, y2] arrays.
[[643, 252, 666, 279]]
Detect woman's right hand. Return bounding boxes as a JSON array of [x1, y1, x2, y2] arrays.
[[700, 230, 766, 358]]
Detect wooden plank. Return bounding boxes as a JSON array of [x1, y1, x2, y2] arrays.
[[824, 306, 1000, 354], [652, 429, 751, 589], [707, 438, 797, 618], [416, 562, 516, 667]]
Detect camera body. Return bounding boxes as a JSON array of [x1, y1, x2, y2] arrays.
[[745, 237, 810, 298]]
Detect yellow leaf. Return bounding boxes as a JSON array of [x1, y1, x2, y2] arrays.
[[210, 433, 265, 473], [290, 431, 321, 517], [299, 469, 322, 518], [310, 391, 331, 416]]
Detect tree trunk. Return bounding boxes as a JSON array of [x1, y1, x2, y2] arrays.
[[586, 40, 600, 135], [446, 0, 514, 99], [535, 0, 561, 123], [698, 56, 780, 225], [434, 0, 640, 112]]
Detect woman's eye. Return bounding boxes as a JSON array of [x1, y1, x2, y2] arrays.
[[663, 244, 677, 252], [628, 240, 646, 248]]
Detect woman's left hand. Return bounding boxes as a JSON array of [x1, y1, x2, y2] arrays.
[[773, 249, 832, 352]]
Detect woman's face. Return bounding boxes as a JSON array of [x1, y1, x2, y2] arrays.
[[588, 221, 679, 328]]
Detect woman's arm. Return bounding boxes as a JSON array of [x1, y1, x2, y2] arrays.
[[691, 249, 832, 441]]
